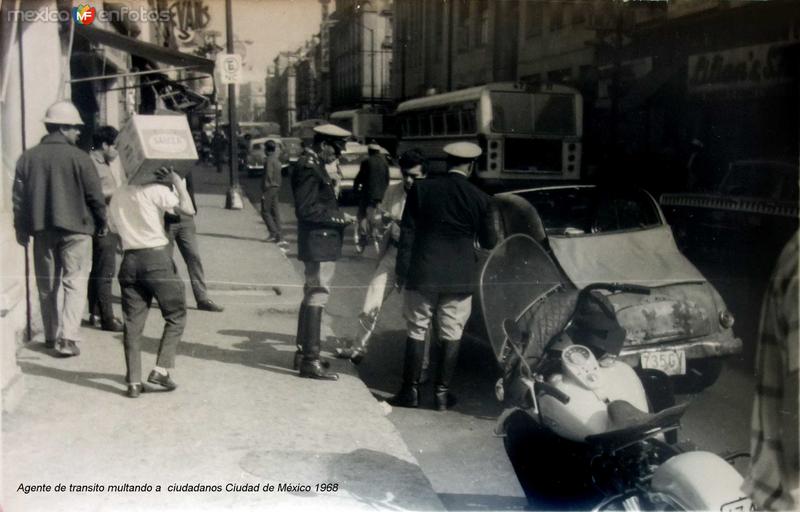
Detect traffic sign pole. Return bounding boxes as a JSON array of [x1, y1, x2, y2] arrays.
[[224, 0, 243, 210]]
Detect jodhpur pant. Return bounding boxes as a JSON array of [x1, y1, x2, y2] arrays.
[[166, 216, 209, 304], [403, 290, 473, 342], [33, 230, 92, 343], [118, 246, 186, 384], [302, 261, 336, 307]]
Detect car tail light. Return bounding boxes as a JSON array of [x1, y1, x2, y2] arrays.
[[719, 310, 735, 329]]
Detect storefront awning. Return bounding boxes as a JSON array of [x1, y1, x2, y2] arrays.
[[74, 24, 214, 75]]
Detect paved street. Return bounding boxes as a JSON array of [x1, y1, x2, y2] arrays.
[[239, 169, 757, 510]]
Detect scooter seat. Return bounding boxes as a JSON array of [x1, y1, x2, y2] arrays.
[[585, 400, 689, 452]]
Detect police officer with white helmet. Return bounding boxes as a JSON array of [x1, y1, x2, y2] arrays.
[[390, 142, 496, 409], [291, 124, 356, 380]]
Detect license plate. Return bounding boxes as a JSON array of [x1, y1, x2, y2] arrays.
[[641, 350, 687, 375], [720, 497, 754, 512]]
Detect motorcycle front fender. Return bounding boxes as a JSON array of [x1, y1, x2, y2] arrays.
[[651, 451, 752, 511]]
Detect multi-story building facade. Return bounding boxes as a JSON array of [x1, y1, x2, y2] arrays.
[[329, 0, 394, 109], [265, 51, 298, 135]]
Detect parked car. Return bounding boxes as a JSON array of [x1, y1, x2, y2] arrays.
[[243, 137, 277, 177], [467, 184, 742, 390], [337, 142, 402, 201], [281, 137, 303, 174], [661, 159, 799, 268]]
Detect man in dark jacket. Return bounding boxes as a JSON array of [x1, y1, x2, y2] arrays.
[[390, 142, 496, 410], [353, 143, 390, 254], [291, 124, 355, 380], [12, 101, 107, 357]]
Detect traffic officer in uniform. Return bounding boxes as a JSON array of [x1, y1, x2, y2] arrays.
[[390, 142, 496, 410], [291, 124, 355, 380]]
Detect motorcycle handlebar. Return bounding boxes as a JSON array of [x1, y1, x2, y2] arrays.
[[535, 381, 570, 405], [584, 283, 651, 295]]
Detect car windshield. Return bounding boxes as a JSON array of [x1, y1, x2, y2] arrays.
[[720, 162, 799, 200], [512, 187, 662, 236]]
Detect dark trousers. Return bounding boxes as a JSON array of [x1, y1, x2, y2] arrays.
[[88, 232, 119, 323], [260, 187, 282, 239], [166, 217, 208, 304], [118, 246, 186, 384]]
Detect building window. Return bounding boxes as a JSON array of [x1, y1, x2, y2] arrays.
[[549, 2, 564, 32], [475, 0, 489, 47], [457, 0, 470, 51], [526, 1, 543, 38]]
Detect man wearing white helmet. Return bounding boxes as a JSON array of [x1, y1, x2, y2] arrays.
[[390, 141, 496, 410], [12, 100, 107, 357]]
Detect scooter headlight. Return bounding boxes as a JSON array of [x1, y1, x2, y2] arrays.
[[719, 310, 735, 329]]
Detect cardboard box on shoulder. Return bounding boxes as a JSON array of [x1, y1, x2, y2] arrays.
[[116, 114, 198, 185]]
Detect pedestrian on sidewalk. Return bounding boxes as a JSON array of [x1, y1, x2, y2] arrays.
[[389, 142, 496, 410], [291, 124, 356, 380], [336, 149, 426, 365], [87, 125, 125, 332], [353, 143, 390, 255], [109, 168, 195, 398], [261, 140, 286, 245], [165, 171, 224, 313], [12, 100, 107, 357], [743, 232, 799, 511]]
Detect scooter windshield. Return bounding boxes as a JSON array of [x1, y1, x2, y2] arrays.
[[478, 234, 566, 364]]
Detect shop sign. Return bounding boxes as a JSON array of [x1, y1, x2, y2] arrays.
[[169, 0, 210, 46], [688, 42, 795, 94]]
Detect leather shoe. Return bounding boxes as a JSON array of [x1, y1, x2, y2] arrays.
[[56, 339, 80, 357], [126, 383, 144, 398], [147, 370, 177, 390], [197, 299, 224, 312], [89, 314, 102, 328], [44, 339, 56, 349], [299, 359, 338, 381], [293, 351, 329, 370], [102, 318, 125, 332]]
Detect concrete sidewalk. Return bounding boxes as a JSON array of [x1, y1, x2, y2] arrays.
[[2, 164, 443, 512]]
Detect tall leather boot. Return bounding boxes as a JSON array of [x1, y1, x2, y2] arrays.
[[387, 338, 425, 408], [434, 339, 461, 411], [293, 303, 329, 371], [292, 303, 307, 371], [299, 305, 338, 381]]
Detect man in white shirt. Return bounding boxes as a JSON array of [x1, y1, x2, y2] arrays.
[[336, 149, 425, 364], [108, 168, 195, 398]]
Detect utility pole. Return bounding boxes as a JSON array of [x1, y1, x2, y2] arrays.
[[224, 0, 243, 210]]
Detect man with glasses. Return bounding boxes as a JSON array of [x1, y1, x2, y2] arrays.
[[336, 149, 426, 364], [13, 101, 107, 357]]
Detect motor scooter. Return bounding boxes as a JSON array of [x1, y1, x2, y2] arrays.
[[479, 234, 753, 511]]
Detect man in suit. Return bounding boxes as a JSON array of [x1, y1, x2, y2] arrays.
[[12, 101, 107, 357], [291, 124, 356, 380], [390, 142, 496, 410], [353, 143, 390, 254]]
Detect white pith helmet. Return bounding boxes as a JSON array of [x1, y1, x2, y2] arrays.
[[43, 101, 84, 126]]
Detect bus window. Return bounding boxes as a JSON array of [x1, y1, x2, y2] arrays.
[[419, 115, 432, 136], [432, 113, 445, 136], [490, 92, 533, 134], [533, 94, 576, 136], [460, 109, 476, 134], [445, 112, 460, 134], [406, 116, 419, 137]]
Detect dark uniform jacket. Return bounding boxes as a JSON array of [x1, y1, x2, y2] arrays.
[[12, 132, 106, 238], [354, 153, 390, 204], [396, 172, 496, 294], [291, 148, 348, 262]]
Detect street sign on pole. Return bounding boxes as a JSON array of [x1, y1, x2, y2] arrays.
[[217, 53, 243, 85]]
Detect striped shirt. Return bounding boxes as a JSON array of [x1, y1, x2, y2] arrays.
[[742, 232, 799, 511]]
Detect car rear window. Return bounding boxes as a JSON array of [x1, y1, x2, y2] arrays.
[[514, 187, 662, 236]]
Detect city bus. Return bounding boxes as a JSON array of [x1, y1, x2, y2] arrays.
[[396, 82, 582, 190]]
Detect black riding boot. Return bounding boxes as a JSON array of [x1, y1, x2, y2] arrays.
[[299, 305, 338, 381], [294, 303, 329, 371], [387, 338, 425, 408], [292, 303, 307, 370], [434, 339, 461, 411]]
